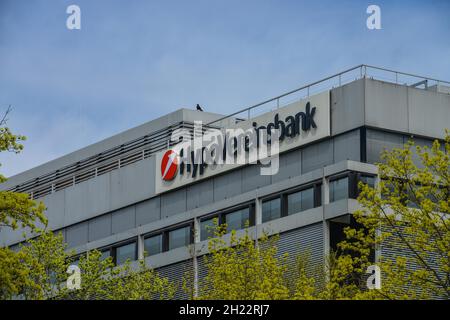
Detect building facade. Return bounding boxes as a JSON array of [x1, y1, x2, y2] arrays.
[[1, 65, 449, 298]]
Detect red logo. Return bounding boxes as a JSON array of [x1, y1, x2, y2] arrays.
[[161, 150, 179, 181]]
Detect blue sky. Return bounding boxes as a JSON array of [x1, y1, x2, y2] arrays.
[[0, 0, 449, 177]]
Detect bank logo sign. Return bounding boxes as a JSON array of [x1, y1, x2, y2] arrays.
[[161, 150, 179, 181], [155, 91, 330, 194]]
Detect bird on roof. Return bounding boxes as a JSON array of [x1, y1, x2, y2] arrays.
[[196, 104, 203, 111]]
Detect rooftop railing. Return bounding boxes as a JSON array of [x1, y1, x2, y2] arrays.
[[207, 64, 450, 126], [4, 64, 449, 199]]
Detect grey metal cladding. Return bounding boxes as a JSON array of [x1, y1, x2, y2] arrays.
[[241, 164, 271, 193], [366, 129, 404, 163], [213, 169, 242, 201], [330, 78, 365, 136], [156, 259, 193, 299], [136, 197, 161, 226], [301, 139, 333, 173], [271, 148, 302, 184], [333, 130, 360, 163], [66, 222, 88, 248], [161, 188, 187, 219], [277, 223, 324, 284], [88, 213, 112, 242], [380, 225, 445, 299], [186, 179, 214, 210], [111, 206, 136, 234]]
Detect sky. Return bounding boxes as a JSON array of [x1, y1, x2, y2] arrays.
[[0, 0, 449, 177]]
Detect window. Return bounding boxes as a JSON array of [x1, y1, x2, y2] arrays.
[[359, 175, 375, 189], [329, 177, 349, 202], [287, 187, 314, 215], [168, 226, 191, 250], [100, 249, 111, 261], [200, 217, 217, 241], [262, 198, 281, 223], [144, 234, 163, 256], [224, 207, 250, 233], [114, 241, 136, 265]]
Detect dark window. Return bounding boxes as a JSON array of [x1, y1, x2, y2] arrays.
[[224, 207, 250, 233], [287, 187, 314, 215], [114, 241, 137, 265], [200, 217, 217, 241], [330, 177, 349, 202], [262, 198, 281, 223], [360, 175, 375, 189], [144, 234, 163, 256], [168, 226, 191, 250], [329, 215, 375, 263], [100, 249, 111, 261]]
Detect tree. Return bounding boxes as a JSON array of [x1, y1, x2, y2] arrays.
[[194, 221, 290, 300], [337, 130, 450, 299], [0, 106, 47, 298], [0, 106, 46, 232], [14, 231, 177, 300]]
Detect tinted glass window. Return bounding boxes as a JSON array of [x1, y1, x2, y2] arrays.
[[288, 187, 314, 215], [100, 249, 111, 261], [144, 234, 163, 256], [225, 207, 250, 233], [115, 242, 136, 265], [262, 198, 281, 223], [168, 226, 191, 250], [200, 217, 217, 241], [330, 177, 349, 202], [360, 175, 375, 189]]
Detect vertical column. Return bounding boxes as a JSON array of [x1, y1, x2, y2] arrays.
[[255, 197, 262, 225], [322, 169, 330, 278], [254, 197, 262, 245], [137, 234, 145, 260], [192, 218, 200, 298], [374, 174, 381, 263]]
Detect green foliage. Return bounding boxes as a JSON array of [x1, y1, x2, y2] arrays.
[[196, 221, 290, 299], [0, 231, 177, 300], [0, 109, 47, 298], [338, 130, 450, 299], [0, 108, 47, 231]]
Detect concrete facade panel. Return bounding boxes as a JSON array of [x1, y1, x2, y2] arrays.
[[110, 158, 155, 209], [161, 189, 187, 219], [213, 169, 242, 201], [241, 164, 271, 193], [366, 129, 404, 163], [365, 80, 409, 132], [301, 139, 333, 173], [271, 148, 302, 184], [41, 191, 65, 230], [66, 222, 88, 248], [111, 206, 136, 234], [333, 130, 360, 162], [331, 78, 365, 135], [186, 179, 214, 210], [136, 197, 161, 226], [407, 88, 450, 139], [88, 214, 112, 242]]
